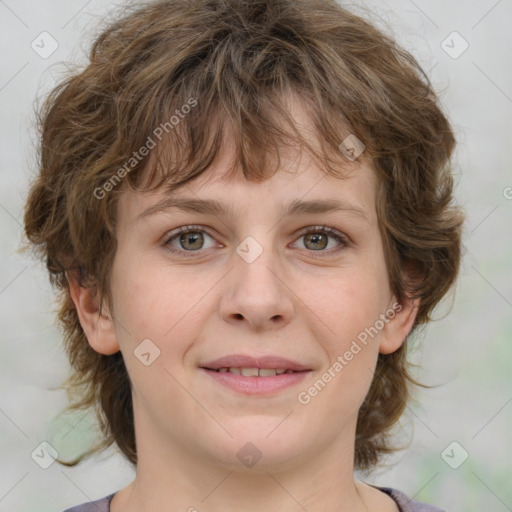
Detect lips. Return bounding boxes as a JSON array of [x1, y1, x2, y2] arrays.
[[201, 355, 312, 395], [200, 355, 311, 373], [215, 367, 294, 376]]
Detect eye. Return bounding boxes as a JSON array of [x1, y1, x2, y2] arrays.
[[292, 226, 348, 254], [163, 226, 218, 256]]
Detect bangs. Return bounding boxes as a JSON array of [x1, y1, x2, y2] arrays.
[[118, 87, 362, 198]]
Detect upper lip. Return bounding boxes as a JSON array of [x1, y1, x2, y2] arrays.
[[201, 355, 311, 372]]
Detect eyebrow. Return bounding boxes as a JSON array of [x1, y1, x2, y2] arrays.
[[136, 197, 369, 223]]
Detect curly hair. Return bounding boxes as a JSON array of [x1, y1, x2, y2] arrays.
[[23, 0, 464, 471]]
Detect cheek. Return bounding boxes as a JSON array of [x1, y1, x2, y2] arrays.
[[108, 255, 211, 411], [296, 274, 384, 417], [303, 265, 388, 346], [109, 252, 216, 354], [294, 261, 389, 408]]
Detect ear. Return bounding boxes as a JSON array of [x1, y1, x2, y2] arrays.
[[378, 296, 420, 355], [66, 270, 120, 355]]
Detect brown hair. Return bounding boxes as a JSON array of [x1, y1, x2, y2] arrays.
[[23, 0, 464, 471]]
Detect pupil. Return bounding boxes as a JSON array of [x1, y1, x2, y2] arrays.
[[306, 233, 327, 250], [181, 232, 203, 250]]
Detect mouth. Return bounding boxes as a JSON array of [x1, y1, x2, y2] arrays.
[[201, 354, 311, 372], [200, 355, 312, 395], [206, 367, 301, 376]]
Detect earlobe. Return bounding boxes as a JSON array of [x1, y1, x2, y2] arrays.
[[378, 297, 419, 354], [66, 270, 120, 355]]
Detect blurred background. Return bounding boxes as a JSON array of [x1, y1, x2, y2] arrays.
[[0, 0, 511, 510]]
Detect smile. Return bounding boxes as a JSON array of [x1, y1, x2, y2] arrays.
[[212, 367, 299, 376], [200, 354, 312, 395]]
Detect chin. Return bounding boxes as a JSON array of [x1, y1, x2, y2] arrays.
[[205, 420, 311, 472]]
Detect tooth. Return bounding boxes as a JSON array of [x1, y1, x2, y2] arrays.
[[276, 369, 286, 375], [218, 368, 229, 372], [259, 368, 277, 377], [285, 370, 295, 374], [228, 367, 241, 375], [240, 368, 259, 377]]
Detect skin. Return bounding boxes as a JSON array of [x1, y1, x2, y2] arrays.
[[69, 103, 419, 512]]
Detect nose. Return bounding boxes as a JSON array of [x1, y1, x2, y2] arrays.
[[219, 236, 295, 332]]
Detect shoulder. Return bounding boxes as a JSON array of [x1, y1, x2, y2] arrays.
[[377, 486, 447, 512], [61, 493, 115, 512]]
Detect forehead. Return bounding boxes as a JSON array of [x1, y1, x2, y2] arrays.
[[117, 95, 377, 223], [117, 156, 377, 235], [178, 148, 374, 210]]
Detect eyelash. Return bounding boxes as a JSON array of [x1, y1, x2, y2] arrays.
[[162, 225, 349, 258]]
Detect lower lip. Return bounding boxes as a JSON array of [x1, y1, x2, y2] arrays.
[[201, 369, 310, 395]]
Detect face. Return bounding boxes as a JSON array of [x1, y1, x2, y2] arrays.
[[73, 110, 416, 475]]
